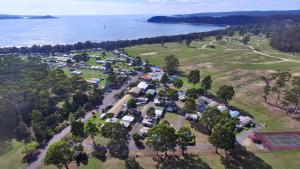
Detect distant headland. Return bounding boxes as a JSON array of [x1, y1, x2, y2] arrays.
[[0, 14, 56, 20]]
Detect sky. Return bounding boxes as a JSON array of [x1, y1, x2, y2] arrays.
[[0, 0, 300, 15]]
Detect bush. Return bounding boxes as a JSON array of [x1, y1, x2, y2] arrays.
[[22, 143, 40, 163], [125, 158, 142, 169], [92, 145, 107, 160], [132, 133, 140, 142]]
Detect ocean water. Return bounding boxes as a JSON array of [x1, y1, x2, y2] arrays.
[[0, 15, 224, 47]]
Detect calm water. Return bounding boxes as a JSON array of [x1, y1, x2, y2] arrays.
[[0, 15, 224, 47]]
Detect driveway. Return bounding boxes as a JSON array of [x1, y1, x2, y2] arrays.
[[26, 73, 141, 169]]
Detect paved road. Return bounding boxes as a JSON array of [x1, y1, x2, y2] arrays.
[[26, 74, 141, 169]]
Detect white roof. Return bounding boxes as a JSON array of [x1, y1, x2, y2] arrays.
[[137, 81, 149, 89], [122, 115, 135, 122], [217, 105, 228, 112], [208, 101, 219, 107], [140, 127, 150, 133], [186, 114, 198, 119], [105, 117, 118, 123], [239, 116, 252, 124], [120, 121, 131, 128], [155, 107, 164, 116]]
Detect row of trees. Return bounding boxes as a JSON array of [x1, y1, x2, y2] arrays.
[[0, 29, 227, 55], [45, 121, 130, 169], [261, 70, 300, 114]]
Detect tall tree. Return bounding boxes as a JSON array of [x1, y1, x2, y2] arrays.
[[283, 76, 300, 114], [177, 127, 195, 155], [188, 70, 200, 86], [209, 118, 237, 153], [166, 88, 179, 101], [199, 107, 222, 134], [173, 79, 183, 89], [71, 121, 85, 138], [261, 76, 271, 102], [217, 85, 235, 104], [164, 55, 179, 75], [201, 75, 213, 91], [84, 120, 99, 147], [186, 39, 192, 47], [272, 70, 292, 104], [182, 98, 197, 114], [160, 73, 169, 84], [45, 141, 73, 169], [146, 122, 177, 156]]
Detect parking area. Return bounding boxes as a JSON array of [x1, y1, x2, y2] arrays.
[[256, 131, 300, 150]]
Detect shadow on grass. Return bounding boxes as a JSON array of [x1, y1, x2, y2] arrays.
[[154, 154, 211, 169], [0, 140, 13, 156], [221, 144, 272, 169]]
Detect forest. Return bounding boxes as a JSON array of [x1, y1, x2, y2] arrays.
[[0, 56, 103, 143]]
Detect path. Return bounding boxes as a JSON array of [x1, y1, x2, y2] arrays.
[[247, 45, 300, 64], [26, 73, 141, 169]]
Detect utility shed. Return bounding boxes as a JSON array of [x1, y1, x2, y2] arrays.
[[137, 81, 149, 91]]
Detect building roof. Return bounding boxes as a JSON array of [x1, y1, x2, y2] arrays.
[[137, 81, 149, 89], [120, 121, 131, 128], [107, 94, 133, 115], [122, 115, 135, 122], [146, 89, 156, 95], [229, 110, 240, 117], [128, 87, 142, 95], [217, 105, 228, 112]]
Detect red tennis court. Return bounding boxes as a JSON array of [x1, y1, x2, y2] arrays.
[[255, 131, 300, 151]]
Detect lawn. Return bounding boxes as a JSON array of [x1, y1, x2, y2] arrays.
[[0, 139, 26, 169], [125, 35, 300, 131]]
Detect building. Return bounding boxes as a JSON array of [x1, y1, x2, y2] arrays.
[[137, 81, 149, 91], [107, 94, 133, 117], [217, 105, 228, 112], [229, 110, 240, 118], [71, 70, 83, 76], [128, 87, 142, 97], [146, 89, 156, 97], [238, 116, 253, 128], [139, 127, 150, 138], [154, 106, 164, 118], [122, 115, 135, 124], [186, 114, 199, 121]]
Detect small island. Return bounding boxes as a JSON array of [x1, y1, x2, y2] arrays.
[[0, 14, 56, 20]]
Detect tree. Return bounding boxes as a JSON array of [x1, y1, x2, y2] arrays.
[[188, 70, 200, 86], [166, 88, 178, 101], [216, 34, 223, 41], [242, 35, 250, 44], [186, 88, 198, 99], [186, 39, 192, 47], [127, 99, 137, 110], [146, 122, 177, 156], [132, 133, 141, 143], [177, 127, 195, 155], [125, 158, 142, 169], [283, 76, 300, 114], [144, 64, 152, 73], [272, 70, 292, 104], [209, 118, 237, 153], [217, 85, 235, 104], [199, 107, 222, 134], [164, 55, 179, 75], [106, 73, 118, 87], [84, 120, 99, 147], [182, 98, 197, 114], [201, 75, 213, 91], [160, 73, 169, 84], [146, 107, 156, 118], [14, 121, 31, 142], [261, 76, 271, 102], [45, 141, 73, 169], [71, 121, 85, 138], [173, 79, 183, 89]]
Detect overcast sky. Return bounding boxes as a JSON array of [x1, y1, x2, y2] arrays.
[[1, 0, 300, 15]]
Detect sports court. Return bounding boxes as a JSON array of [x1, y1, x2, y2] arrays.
[[255, 131, 300, 150]]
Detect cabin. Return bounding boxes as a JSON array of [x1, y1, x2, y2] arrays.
[[107, 94, 133, 117], [229, 110, 240, 118], [128, 87, 142, 97], [217, 105, 228, 112], [237, 116, 253, 128], [137, 81, 149, 91], [154, 106, 164, 118], [186, 114, 199, 121], [145, 89, 156, 97]]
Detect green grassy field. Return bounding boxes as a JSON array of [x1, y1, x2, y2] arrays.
[[125, 35, 300, 131], [0, 139, 25, 169]]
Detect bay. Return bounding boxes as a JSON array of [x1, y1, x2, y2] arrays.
[[0, 15, 224, 47]]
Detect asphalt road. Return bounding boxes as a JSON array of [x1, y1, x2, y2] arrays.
[[26, 73, 141, 169]]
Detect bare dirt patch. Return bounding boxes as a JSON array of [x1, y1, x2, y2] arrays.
[[140, 52, 157, 56]]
